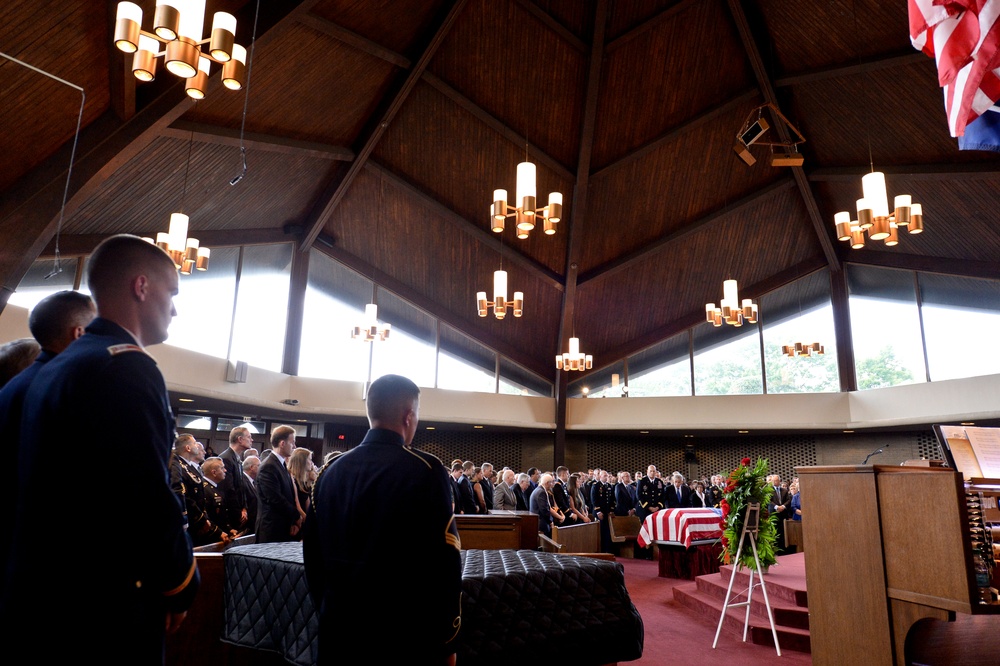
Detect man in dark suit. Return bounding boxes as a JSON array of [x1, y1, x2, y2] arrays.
[[553, 466, 576, 524], [513, 473, 531, 510], [303, 374, 461, 664], [481, 462, 495, 505], [768, 474, 792, 553], [219, 426, 251, 532], [664, 472, 692, 508], [242, 455, 260, 533], [255, 425, 303, 542], [2, 235, 199, 663], [615, 471, 637, 516]]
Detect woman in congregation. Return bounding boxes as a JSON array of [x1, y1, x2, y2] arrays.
[[790, 481, 802, 520], [289, 447, 318, 522], [471, 466, 489, 514], [566, 473, 592, 523], [689, 481, 710, 507]]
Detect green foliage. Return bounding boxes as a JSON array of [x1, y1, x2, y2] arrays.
[[719, 457, 778, 571], [856, 346, 915, 390]]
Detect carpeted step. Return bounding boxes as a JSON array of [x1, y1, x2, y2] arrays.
[[694, 574, 809, 628], [703, 559, 808, 608], [673, 584, 811, 653]]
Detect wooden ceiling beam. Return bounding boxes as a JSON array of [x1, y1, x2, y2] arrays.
[[726, 0, 840, 272], [591, 88, 759, 179], [0, 89, 192, 306], [809, 161, 1000, 181], [513, 0, 587, 53], [365, 161, 565, 290], [422, 73, 574, 180], [38, 228, 296, 259], [605, 0, 702, 54], [774, 51, 927, 88], [578, 177, 795, 285], [845, 251, 1000, 281], [296, 12, 412, 68], [312, 243, 551, 380], [554, 0, 610, 463], [588, 256, 828, 372], [164, 120, 355, 161], [299, 0, 470, 251]]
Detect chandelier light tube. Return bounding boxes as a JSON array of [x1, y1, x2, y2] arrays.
[[834, 172, 924, 249], [490, 154, 562, 239], [476, 269, 522, 320], [114, 0, 245, 98], [706, 279, 757, 328], [556, 336, 593, 372], [352, 302, 390, 342]]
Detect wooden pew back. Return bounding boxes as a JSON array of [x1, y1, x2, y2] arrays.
[[550, 520, 601, 554], [610, 515, 642, 558]]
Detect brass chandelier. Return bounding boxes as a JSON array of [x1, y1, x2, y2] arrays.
[[706, 279, 757, 327], [491, 147, 562, 239], [477, 270, 523, 320], [833, 173, 924, 249], [114, 1, 246, 99], [556, 337, 592, 372], [781, 342, 824, 358]]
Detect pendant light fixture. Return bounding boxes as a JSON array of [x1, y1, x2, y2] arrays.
[[705, 279, 757, 327], [491, 144, 562, 239], [114, 1, 247, 99], [145, 130, 209, 274], [352, 163, 391, 341], [476, 230, 523, 319], [832, 1, 924, 249], [556, 336, 592, 371]]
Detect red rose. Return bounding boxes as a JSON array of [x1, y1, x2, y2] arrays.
[[718, 519, 726, 529], [720, 499, 730, 518], [725, 481, 735, 492], [741, 457, 751, 467]]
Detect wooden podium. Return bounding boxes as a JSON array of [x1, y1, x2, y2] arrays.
[[798, 465, 1000, 666]]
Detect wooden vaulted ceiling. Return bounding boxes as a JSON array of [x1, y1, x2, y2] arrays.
[[3, 0, 1000, 388]]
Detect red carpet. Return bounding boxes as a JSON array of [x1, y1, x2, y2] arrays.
[[619, 557, 812, 665]]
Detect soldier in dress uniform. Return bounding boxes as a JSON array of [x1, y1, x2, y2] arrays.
[[637, 465, 666, 522], [302, 375, 461, 664], [591, 469, 617, 552], [1, 235, 198, 663], [170, 434, 223, 546], [202, 457, 238, 542]]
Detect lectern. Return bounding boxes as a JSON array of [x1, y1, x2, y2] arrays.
[[798, 465, 1000, 666]]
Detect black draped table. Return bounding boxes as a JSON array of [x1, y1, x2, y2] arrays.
[[221, 543, 643, 664]]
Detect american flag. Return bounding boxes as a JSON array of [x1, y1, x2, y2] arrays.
[[909, 0, 1000, 137]]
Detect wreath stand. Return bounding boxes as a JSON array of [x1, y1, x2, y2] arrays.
[[712, 501, 781, 656]]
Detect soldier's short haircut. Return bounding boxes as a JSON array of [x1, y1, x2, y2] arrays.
[[86, 234, 175, 303], [365, 374, 420, 424], [28, 290, 94, 349]]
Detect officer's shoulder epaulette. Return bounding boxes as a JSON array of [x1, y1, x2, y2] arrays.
[[107, 343, 149, 357]]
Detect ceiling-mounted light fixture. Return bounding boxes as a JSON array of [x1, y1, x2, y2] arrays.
[[556, 337, 592, 372], [114, 1, 246, 99], [352, 302, 390, 342], [781, 342, 825, 358], [353, 169, 391, 341], [491, 146, 562, 239], [705, 279, 757, 327], [145, 213, 209, 274], [143, 131, 209, 274], [833, 175, 924, 249], [476, 270, 523, 320]]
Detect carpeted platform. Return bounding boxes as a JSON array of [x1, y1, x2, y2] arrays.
[[619, 554, 812, 665]]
